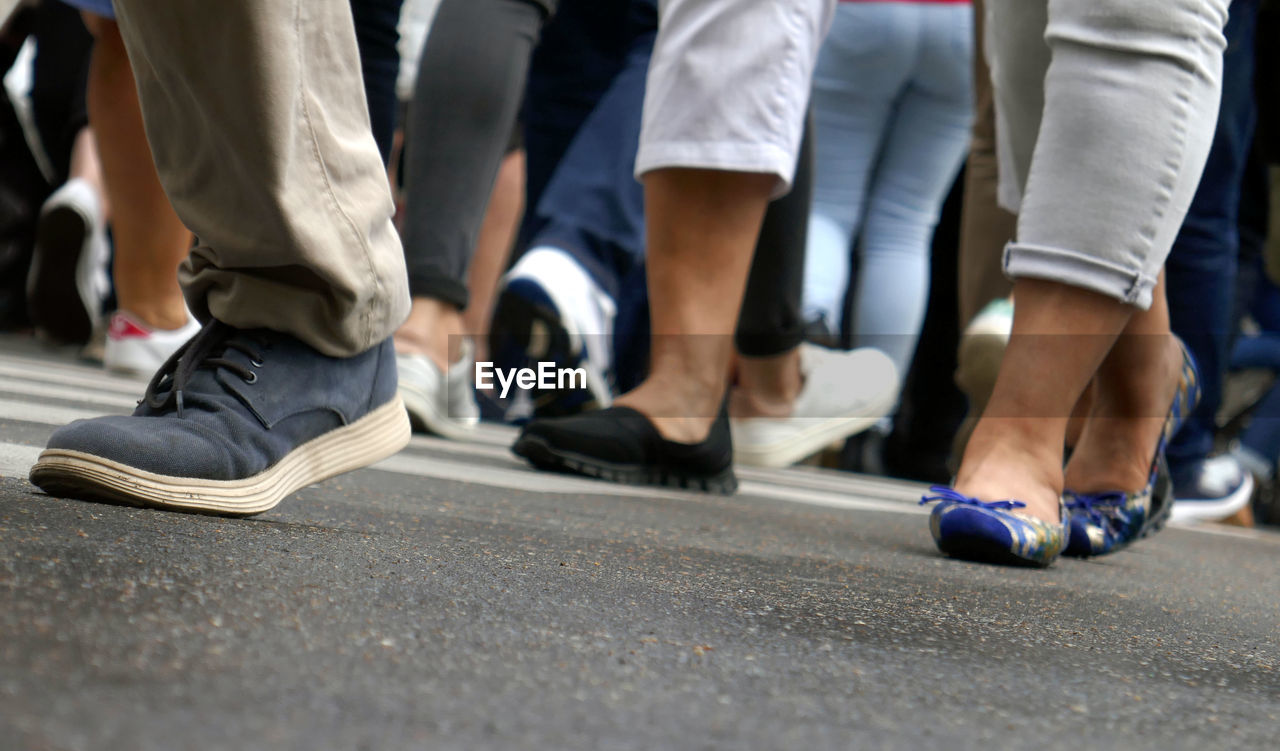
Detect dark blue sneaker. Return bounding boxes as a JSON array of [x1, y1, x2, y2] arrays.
[[29, 320, 410, 516], [488, 247, 615, 420], [1169, 454, 1254, 524]]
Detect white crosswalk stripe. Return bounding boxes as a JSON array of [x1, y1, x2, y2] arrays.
[[0, 337, 932, 517]]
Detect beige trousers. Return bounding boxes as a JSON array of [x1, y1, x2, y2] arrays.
[[111, 0, 410, 357]]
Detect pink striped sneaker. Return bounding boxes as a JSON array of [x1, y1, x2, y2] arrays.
[[103, 310, 202, 376]]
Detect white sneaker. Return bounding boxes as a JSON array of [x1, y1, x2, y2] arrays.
[[732, 344, 899, 468], [26, 178, 111, 344], [103, 310, 202, 376], [396, 338, 480, 440]]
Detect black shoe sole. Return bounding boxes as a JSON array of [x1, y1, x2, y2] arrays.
[[512, 433, 738, 495], [27, 204, 92, 344], [936, 535, 1053, 568]]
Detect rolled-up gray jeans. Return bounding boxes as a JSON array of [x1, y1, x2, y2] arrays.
[[987, 0, 1229, 309]]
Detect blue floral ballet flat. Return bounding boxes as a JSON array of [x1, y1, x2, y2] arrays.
[[920, 486, 1069, 567], [1063, 338, 1200, 558]]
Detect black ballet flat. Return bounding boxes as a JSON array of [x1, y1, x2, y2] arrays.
[[512, 405, 737, 494]]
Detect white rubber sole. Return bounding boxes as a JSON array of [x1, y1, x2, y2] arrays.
[[398, 382, 478, 442], [1170, 472, 1255, 523], [29, 398, 411, 516]]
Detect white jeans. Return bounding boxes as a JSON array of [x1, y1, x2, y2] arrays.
[[988, 0, 1230, 308], [636, 0, 836, 197]]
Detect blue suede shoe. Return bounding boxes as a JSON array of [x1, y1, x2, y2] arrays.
[[29, 320, 410, 516], [1063, 339, 1200, 557], [921, 486, 1069, 567]]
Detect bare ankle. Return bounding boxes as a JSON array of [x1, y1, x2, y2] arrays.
[[732, 349, 802, 418]]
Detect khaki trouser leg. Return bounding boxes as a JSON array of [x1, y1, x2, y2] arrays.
[[111, 0, 409, 357], [956, 0, 1016, 327]]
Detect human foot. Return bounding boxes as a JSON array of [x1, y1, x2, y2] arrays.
[[31, 320, 410, 515], [1062, 337, 1199, 557], [731, 344, 897, 468], [488, 247, 616, 418], [511, 371, 735, 493], [1063, 334, 1186, 494], [921, 417, 1071, 567], [397, 339, 480, 440], [393, 297, 465, 372], [103, 309, 202, 376]]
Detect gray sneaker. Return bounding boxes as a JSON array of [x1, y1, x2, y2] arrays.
[[29, 320, 410, 516]]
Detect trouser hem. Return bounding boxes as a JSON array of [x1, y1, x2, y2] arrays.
[[1003, 241, 1158, 308]]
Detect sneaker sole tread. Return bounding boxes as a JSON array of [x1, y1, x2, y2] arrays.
[[513, 434, 737, 495], [29, 398, 411, 516]]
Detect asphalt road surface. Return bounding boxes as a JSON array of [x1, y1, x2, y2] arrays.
[[1, 334, 1277, 750]]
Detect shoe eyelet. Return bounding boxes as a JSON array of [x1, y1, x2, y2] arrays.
[[250, 358, 264, 368], [243, 372, 258, 385]]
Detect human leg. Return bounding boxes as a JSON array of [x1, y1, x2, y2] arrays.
[[512, 0, 835, 490], [24, 4, 105, 344], [732, 116, 899, 468], [462, 149, 526, 364], [490, 1, 656, 418], [111, 0, 409, 355], [933, 0, 1229, 564], [956, 0, 1016, 328], [349, 0, 405, 165], [82, 15, 202, 374], [395, 0, 546, 369], [801, 1, 910, 334], [1161, 0, 1259, 514], [852, 3, 973, 378]]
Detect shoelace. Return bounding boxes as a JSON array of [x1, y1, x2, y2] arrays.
[[1063, 491, 1130, 526], [919, 485, 1027, 511], [142, 320, 267, 417]]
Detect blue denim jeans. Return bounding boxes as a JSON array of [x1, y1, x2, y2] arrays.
[[803, 1, 974, 377], [350, 0, 405, 164], [1164, 0, 1259, 474], [526, 0, 657, 303]]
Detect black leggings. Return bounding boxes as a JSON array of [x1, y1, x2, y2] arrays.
[[400, 0, 553, 308], [400, 0, 807, 362], [735, 114, 813, 358]]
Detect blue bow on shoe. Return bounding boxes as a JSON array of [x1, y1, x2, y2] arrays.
[[920, 485, 1066, 568], [1063, 484, 1157, 558], [920, 485, 1027, 511]]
